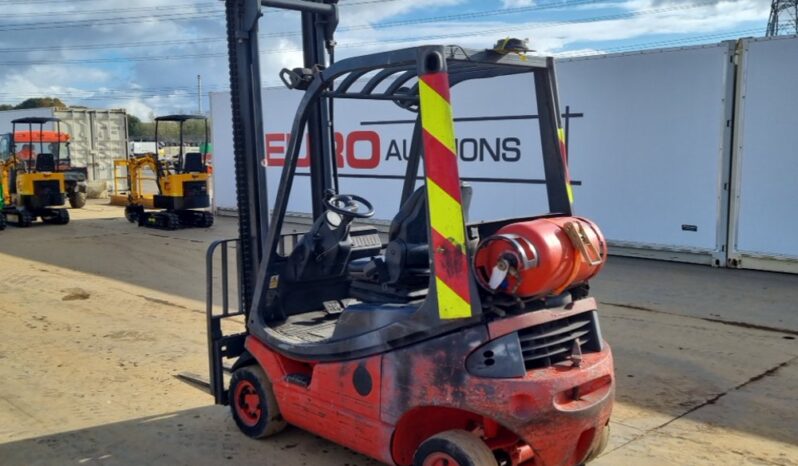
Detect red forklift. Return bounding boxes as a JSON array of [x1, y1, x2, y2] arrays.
[[207, 1, 614, 465]]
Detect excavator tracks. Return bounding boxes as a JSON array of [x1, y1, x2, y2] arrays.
[[126, 204, 213, 230]]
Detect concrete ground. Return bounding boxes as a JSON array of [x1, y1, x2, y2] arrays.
[[0, 201, 795, 466]]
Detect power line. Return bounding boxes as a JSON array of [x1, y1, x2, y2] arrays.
[[559, 27, 766, 57], [2, 2, 219, 19], [0, 9, 222, 32], [0, 0, 599, 33], [0, 0, 599, 52], [0, 1, 723, 62]]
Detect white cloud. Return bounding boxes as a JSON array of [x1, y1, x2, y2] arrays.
[[502, 0, 537, 7]]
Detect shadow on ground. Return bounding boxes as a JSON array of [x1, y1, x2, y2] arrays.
[[0, 406, 379, 466]]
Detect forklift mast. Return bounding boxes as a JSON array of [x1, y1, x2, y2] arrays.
[[226, 0, 340, 316]]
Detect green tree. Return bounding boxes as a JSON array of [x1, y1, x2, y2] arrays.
[[14, 97, 67, 109], [128, 114, 146, 139], [0, 104, 13, 111]]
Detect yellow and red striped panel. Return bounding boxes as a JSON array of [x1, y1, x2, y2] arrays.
[[557, 128, 574, 204], [419, 71, 472, 320]]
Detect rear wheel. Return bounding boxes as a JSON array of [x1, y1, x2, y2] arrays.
[[0, 213, 6, 230], [68, 192, 87, 209], [413, 430, 498, 466], [229, 365, 286, 439]]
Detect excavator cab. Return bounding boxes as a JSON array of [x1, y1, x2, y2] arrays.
[[123, 114, 213, 230], [207, 1, 614, 465], [0, 117, 69, 227]]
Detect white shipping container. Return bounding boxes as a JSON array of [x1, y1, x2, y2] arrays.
[[0, 107, 128, 184], [728, 35, 798, 273]]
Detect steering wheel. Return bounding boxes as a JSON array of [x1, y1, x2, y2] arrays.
[[325, 194, 375, 219]]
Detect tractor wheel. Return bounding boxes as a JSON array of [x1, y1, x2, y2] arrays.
[[229, 365, 286, 439], [68, 192, 87, 209], [0, 213, 6, 230], [413, 430, 498, 466]]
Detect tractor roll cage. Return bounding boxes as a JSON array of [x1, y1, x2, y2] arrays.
[[11, 117, 67, 173], [153, 114, 209, 177]]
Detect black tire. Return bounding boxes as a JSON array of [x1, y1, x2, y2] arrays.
[[413, 430, 497, 466], [124, 205, 139, 223], [0, 213, 6, 230], [583, 424, 610, 464], [18, 210, 33, 228], [68, 192, 87, 209], [42, 209, 70, 225], [56, 209, 70, 225], [229, 365, 286, 439], [199, 211, 214, 228]]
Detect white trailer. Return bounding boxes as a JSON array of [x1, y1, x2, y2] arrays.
[[0, 107, 128, 185]]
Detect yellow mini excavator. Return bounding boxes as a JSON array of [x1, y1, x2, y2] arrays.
[[0, 117, 70, 227], [124, 114, 213, 230]]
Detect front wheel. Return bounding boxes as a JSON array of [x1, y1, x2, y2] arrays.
[[413, 430, 498, 466], [229, 365, 286, 439]]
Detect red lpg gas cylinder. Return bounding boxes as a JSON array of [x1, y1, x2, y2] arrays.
[[473, 217, 607, 298]]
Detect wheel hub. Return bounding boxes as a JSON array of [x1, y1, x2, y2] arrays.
[[423, 452, 461, 466], [234, 380, 262, 426]]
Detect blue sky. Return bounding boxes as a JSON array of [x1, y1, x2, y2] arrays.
[[0, 0, 772, 119]]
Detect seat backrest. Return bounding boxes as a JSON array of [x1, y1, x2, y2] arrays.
[[388, 183, 473, 243], [183, 152, 203, 173], [389, 187, 428, 244], [35, 153, 55, 172]]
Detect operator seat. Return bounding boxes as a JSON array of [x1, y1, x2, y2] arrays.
[[35, 153, 55, 172], [349, 184, 472, 302], [183, 152, 204, 173]]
